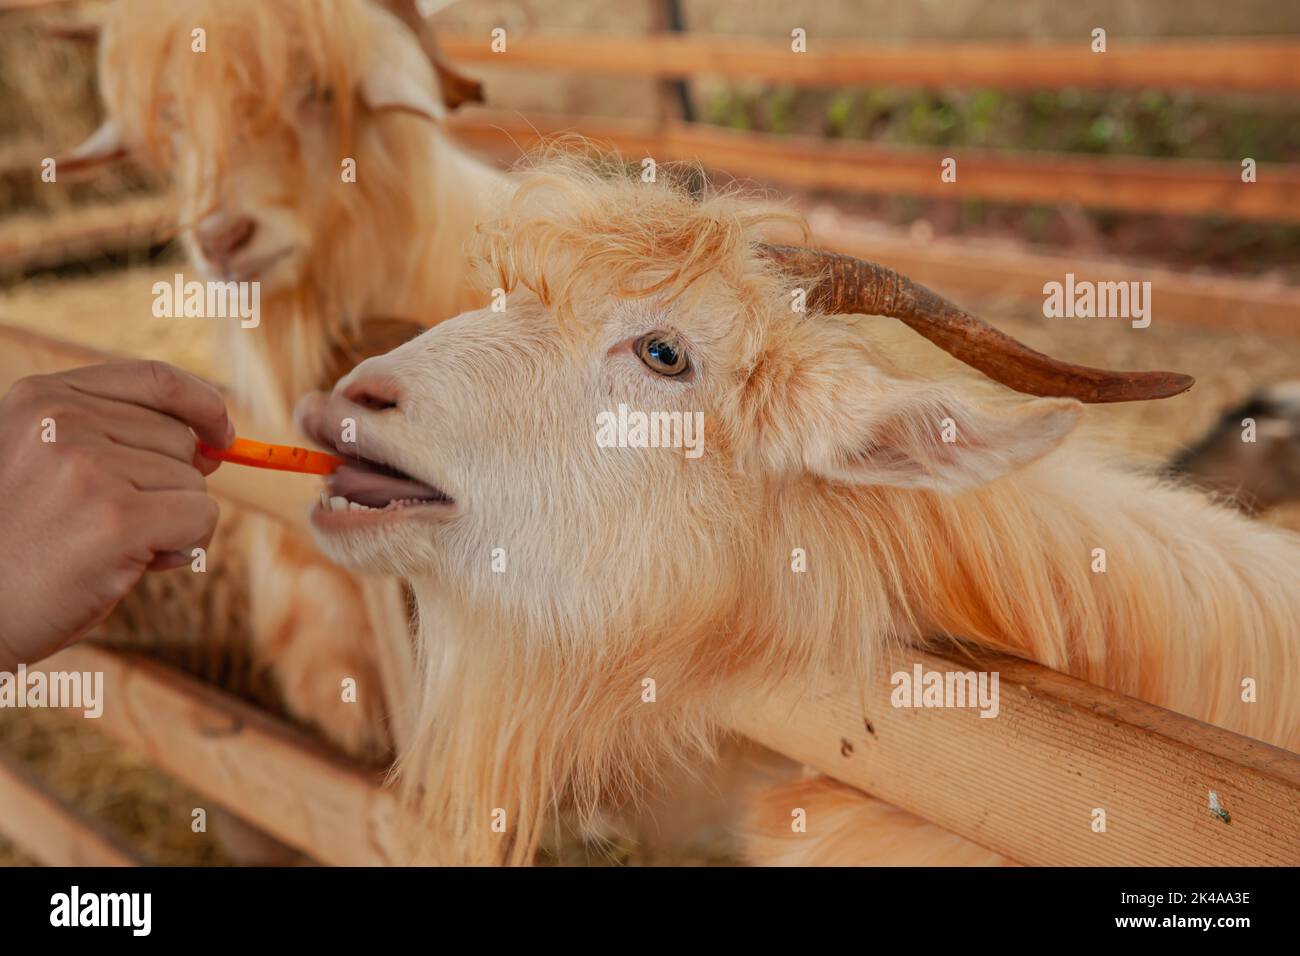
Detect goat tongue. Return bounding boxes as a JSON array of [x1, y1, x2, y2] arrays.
[[328, 461, 447, 508]]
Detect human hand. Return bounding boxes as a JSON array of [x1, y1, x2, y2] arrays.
[[0, 361, 232, 668]]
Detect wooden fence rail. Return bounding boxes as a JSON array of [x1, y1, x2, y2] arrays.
[[0, 0, 79, 11], [34, 645, 402, 866], [6, 0, 1298, 91], [11, 636, 1300, 867], [0, 751, 142, 866], [0, 196, 177, 278], [812, 226, 1300, 338], [440, 33, 1300, 93], [5, 7, 1299, 224], [5, 188, 1299, 336], [734, 645, 1300, 867], [5, 175, 1299, 337], [449, 110, 1300, 223]]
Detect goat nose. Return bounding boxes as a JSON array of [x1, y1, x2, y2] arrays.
[[343, 376, 401, 412], [197, 216, 256, 262]]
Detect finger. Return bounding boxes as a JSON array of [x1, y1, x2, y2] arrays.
[[61, 361, 234, 448], [23, 384, 222, 475], [146, 511, 218, 571], [193, 446, 222, 477], [97, 397, 203, 464], [146, 550, 193, 572], [103, 446, 208, 493], [129, 490, 221, 556]]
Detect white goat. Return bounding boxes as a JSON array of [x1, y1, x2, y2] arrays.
[[293, 158, 1300, 864], [62, 0, 510, 758]]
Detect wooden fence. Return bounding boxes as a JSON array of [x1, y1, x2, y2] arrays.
[[437, 33, 1300, 92], [447, 109, 1300, 224], [0, 1, 1298, 865], [4, 12, 1299, 327]]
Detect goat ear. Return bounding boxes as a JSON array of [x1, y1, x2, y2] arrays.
[[801, 379, 1082, 493], [371, 0, 484, 110], [358, 60, 444, 123], [55, 119, 128, 173]]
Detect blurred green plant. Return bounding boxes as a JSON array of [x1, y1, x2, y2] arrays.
[[698, 85, 1300, 163]]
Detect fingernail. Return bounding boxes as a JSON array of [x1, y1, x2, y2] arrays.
[[225, 417, 236, 445]]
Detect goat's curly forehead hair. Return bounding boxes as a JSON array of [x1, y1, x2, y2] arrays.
[[473, 145, 809, 331], [100, 0, 372, 167]]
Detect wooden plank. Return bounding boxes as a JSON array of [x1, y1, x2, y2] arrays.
[[0, 0, 80, 10], [731, 643, 1300, 866], [29, 632, 1299, 868], [10, 4, 1297, 90], [448, 110, 660, 164], [440, 33, 1300, 93], [813, 226, 1300, 337], [0, 752, 143, 866], [0, 318, 132, 370], [357, 576, 416, 753], [449, 111, 1300, 223], [669, 121, 1300, 223], [0, 196, 177, 276], [0, 146, 148, 198], [38, 645, 402, 866]]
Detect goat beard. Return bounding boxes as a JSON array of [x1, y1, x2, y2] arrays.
[[391, 585, 758, 866]]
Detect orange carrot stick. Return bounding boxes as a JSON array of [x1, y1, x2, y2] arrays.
[[198, 437, 344, 476]]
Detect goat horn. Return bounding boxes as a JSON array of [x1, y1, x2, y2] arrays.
[[759, 244, 1193, 404]]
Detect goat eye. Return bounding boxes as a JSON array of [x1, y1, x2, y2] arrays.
[[303, 83, 335, 105], [634, 333, 690, 377]]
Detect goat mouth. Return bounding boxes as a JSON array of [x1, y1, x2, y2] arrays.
[[321, 457, 454, 514], [302, 422, 455, 523], [209, 246, 294, 283]]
